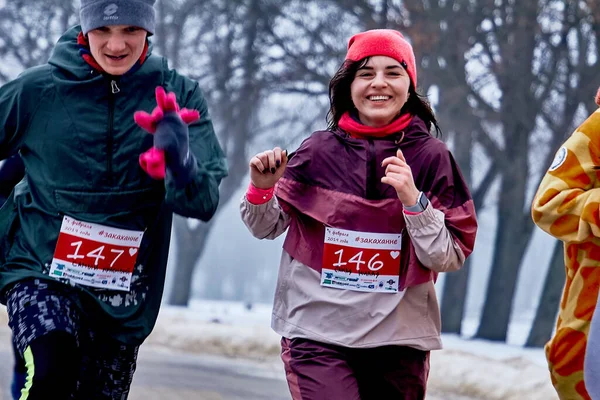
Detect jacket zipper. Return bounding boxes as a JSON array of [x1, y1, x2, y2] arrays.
[[107, 79, 120, 183], [367, 139, 377, 200]]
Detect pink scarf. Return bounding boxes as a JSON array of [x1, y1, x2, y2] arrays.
[[338, 111, 413, 139]]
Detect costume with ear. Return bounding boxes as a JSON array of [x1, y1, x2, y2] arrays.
[[532, 91, 600, 399], [136, 86, 200, 186]]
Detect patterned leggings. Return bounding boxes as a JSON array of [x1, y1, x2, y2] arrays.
[[6, 279, 139, 400]]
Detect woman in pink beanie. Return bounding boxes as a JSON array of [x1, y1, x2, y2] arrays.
[[241, 29, 477, 399]]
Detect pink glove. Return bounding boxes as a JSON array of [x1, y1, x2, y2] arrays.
[[134, 86, 200, 179]]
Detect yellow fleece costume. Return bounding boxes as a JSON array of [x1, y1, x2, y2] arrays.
[[531, 95, 600, 400]]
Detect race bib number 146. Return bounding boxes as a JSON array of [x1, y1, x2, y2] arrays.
[[321, 227, 402, 293]]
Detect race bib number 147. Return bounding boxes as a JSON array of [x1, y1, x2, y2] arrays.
[[50, 216, 144, 291]]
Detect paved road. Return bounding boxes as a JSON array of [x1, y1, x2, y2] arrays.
[[0, 327, 469, 400], [129, 348, 290, 400]]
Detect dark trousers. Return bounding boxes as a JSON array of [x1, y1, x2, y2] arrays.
[[281, 337, 430, 400], [11, 338, 26, 400]]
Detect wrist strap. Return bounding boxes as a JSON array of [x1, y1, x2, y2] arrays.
[[404, 192, 429, 214], [246, 182, 274, 205]]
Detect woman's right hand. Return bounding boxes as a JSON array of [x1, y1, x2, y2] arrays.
[[249, 147, 288, 189]]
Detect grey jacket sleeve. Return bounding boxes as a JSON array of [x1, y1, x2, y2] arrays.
[[240, 195, 291, 240], [585, 296, 600, 399], [404, 204, 466, 273]]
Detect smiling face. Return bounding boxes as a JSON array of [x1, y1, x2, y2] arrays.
[[350, 56, 411, 127], [87, 25, 147, 76]]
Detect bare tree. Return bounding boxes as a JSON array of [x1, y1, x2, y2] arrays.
[[401, 0, 488, 334], [472, 0, 557, 341], [0, 0, 77, 82], [158, 0, 287, 305]]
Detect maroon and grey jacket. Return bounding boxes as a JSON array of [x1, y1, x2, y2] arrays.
[[241, 116, 477, 350]]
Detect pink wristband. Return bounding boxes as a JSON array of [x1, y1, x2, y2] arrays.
[[403, 209, 424, 216], [246, 182, 275, 205]]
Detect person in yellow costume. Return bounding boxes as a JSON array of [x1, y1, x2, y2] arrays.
[[531, 89, 600, 400]]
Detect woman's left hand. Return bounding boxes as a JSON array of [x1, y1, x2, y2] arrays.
[[381, 149, 421, 206]]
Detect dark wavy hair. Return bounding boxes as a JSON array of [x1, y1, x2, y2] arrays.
[[326, 58, 441, 137]]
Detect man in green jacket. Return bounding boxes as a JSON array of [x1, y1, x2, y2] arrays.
[[0, 0, 228, 398]]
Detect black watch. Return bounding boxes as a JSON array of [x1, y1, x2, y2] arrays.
[[404, 192, 429, 212]]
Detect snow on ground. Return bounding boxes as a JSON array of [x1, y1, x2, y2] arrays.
[[147, 301, 282, 360], [428, 336, 556, 400], [0, 301, 559, 399]]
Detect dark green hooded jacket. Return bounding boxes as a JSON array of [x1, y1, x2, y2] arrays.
[[0, 26, 228, 344]]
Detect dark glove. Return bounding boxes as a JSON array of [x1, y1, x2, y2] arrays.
[[154, 111, 198, 187], [134, 86, 200, 187]]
